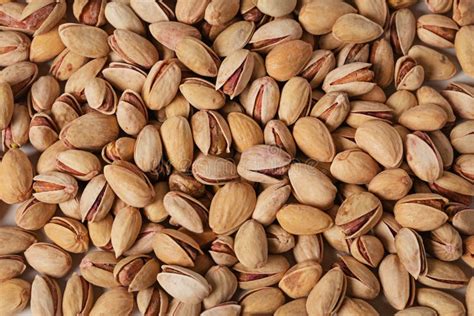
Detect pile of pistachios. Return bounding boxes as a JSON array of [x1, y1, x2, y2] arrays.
[[0, 0, 473, 315]]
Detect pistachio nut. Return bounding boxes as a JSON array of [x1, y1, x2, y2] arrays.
[[31, 274, 62, 316], [111, 206, 142, 257], [263, 120, 296, 157], [44, 216, 89, 253], [50, 49, 89, 80], [332, 13, 383, 44], [157, 265, 211, 304], [15, 198, 56, 231], [149, 21, 201, 51], [252, 179, 291, 226], [64, 57, 107, 101], [346, 100, 393, 128], [79, 174, 115, 222], [442, 82, 474, 120], [0, 278, 30, 315], [265, 40, 312, 82], [335, 255, 380, 300], [101, 137, 135, 164], [24, 242, 72, 278], [370, 38, 395, 88], [455, 25, 474, 77], [179, 77, 225, 110], [390, 8, 416, 55], [330, 149, 381, 185], [395, 228, 428, 279], [239, 287, 285, 315], [0, 31, 30, 67], [335, 192, 382, 239], [322, 62, 376, 96], [278, 260, 322, 299], [163, 191, 208, 234], [278, 76, 311, 126], [418, 258, 468, 289], [203, 265, 238, 309], [88, 215, 113, 251], [104, 2, 143, 34], [306, 267, 347, 315], [301, 49, 336, 88], [160, 116, 194, 172], [234, 219, 268, 268], [175, 37, 219, 77], [350, 235, 384, 268], [425, 223, 463, 261], [212, 20, 255, 57], [234, 255, 290, 290], [416, 288, 466, 315], [428, 171, 474, 206], [113, 255, 160, 292], [153, 228, 202, 267], [450, 119, 474, 154], [298, 0, 356, 35], [58, 23, 109, 58], [417, 14, 458, 48], [310, 92, 349, 131], [249, 18, 302, 53], [293, 116, 335, 162], [131, 0, 174, 23], [209, 235, 238, 266], [452, 208, 474, 235], [191, 154, 239, 186], [277, 203, 333, 235], [216, 49, 254, 99], [102, 62, 146, 94], [89, 288, 134, 316], [137, 287, 168, 316], [30, 24, 65, 63], [368, 169, 413, 201], [395, 56, 425, 91], [0, 61, 38, 97], [0, 226, 37, 255], [142, 59, 181, 111], [79, 251, 120, 288], [63, 273, 94, 316], [191, 110, 231, 156], [293, 234, 323, 264], [379, 254, 415, 310], [0, 255, 26, 282], [408, 45, 456, 81], [426, 0, 453, 13]]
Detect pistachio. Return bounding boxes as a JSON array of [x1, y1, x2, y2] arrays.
[[322, 62, 376, 96], [379, 254, 415, 310], [417, 288, 466, 315], [394, 193, 448, 231], [418, 258, 468, 289], [417, 14, 458, 48], [455, 25, 474, 77], [408, 45, 456, 81], [0, 278, 30, 315], [212, 20, 255, 57], [137, 287, 168, 316], [203, 265, 238, 309], [293, 234, 323, 263], [160, 116, 194, 172], [330, 149, 381, 185], [332, 14, 383, 44], [59, 23, 109, 58], [277, 203, 333, 235], [163, 191, 209, 234], [334, 255, 380, 300], [0, 226, 37, 255], [104, 2, 143, 34], [395, 56, 425, 91], [234, 219, 268, 268], [25, 242, 72, 278], [278, 76, 311, 126], [265, 40, 312, 82], [31, 274, 62, 316], [111, 206, 142, 258], [234, 255, 289, 290], [90, 288, 134, 316], [299, 0, 356, 35], [452, 208, 474, 235], [306, 267, 347, 315], [239, 287, 285, 315], [390, 8, 416, 55], [452, 0, 474, 26], [80, 251, 120, 288], [179, 77, 225, 110], [278, 260, 322, 299], [395, 228, 428, 279], [350, 235, 384, 268], [63, 273, 94, 316]]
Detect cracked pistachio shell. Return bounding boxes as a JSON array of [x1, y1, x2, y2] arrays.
[[0, 148, 33, 204], [124, 222, 163, 256], [455, 26, 474, 77], [450, 120, 474, 154], [102, 137, 136, 164], [50, 49, 88, 82], [289, 163, 336, 210], [336, 192, 383, 239], [191, 110, 232, 156], [157, 265, 211, 304], [395, 228, 428, 279], [56, 149, 101, 181], [0, 31, 29, 66], [2, 103, 29, 151], [209, 181, 256, 235], [237, 144, 290, 184], [0, 61, 38, 97], [394, 56, 424, 91], [267, 224, 295, 254], [102, 62, 147, 94], [0, 278, 30, 315], [60, 112, 119, 151], [31, 274, 62, 316], [108, 29, 158, 69], [442, 82, 474, 120], [370, 39, 394, 88], [346, 100, 393, 128], [263, 120, 296, 157], [64, 57, 107, 102], [350, 235, 384, 268], [0, 227, 37, 255], [160, 116, 194, 172], [390, 8, 416, 55], [113, 255, 160, 292], [59, 23, 109, 58], [130, 0, 174, 23], [400, 104, 447, 131], [293, 116, 335, 162], [265, 40, 312, 82], [28, 75, 60, 113], [429, 171, 474, 206], [417, 14, 458, 48], [368, 169, 412, 201], [405, 131, 443, 182], [234, 255, 290, 290], [336, 255, 380, 300], [134, 125, 163, 173], [306, 267, 347, 315], [330, 149, 381, 185], [153, 228, 202, 267], [50, 93, 82, 131], [192, 154, 239, 186], [429, 130, 454, 168], [408, 45, 456, 81], [212, 20, 255, 57], [418, 258, 468, 289], [338, 297, 379, 316], [278, 76, 311, 126], [63, 273, 94, 316], [310, 92, 349, 131], [168, 172, 205, 198], [104, 160, 154, 208], [299, 0, 356, 35], [416, 288, 466, 316], [116, 89, 148, 136], [240, 76, 280, 125], [80, 174, 115, 222], [332, 14, 383, 44], [29, 112, 58, 152], [72, 0, 106, 26], [142, 59, 181, 111], [32, 171, 78, 204], [176, 37, 220, 77], [252, 179, 291, 226], [323, 63, 376, 98], [90, 287, 134, 316], [394, 193, 448, 231], [278, 260, 322, 299], [293, 234, 323, 263], [355, 120, 403, 168], [0, 255, 26, 281], [104, 2, 144, 34], [44, 216, 89, 253], [149, 21, 200, 51], [179, 77, 225, 110], [203, 265, 238, 309], [234, 219, 268, 269], [249, 18, 302, 53], [25, 242, 72, 278], [277, 204, 333, 235], [111, 206, 142, 257], [301, 49, 336, 88], [84, 77, 117, 115], [137, 287, 168, 316], [79, 251, 120, 288], [216, 49, 254, 99], [209, 235, 238, 266], [452, 0, 474, 26], [239, 287, 285, 315], [163, 191, 208, 234], [379, 254, 415, 310]]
